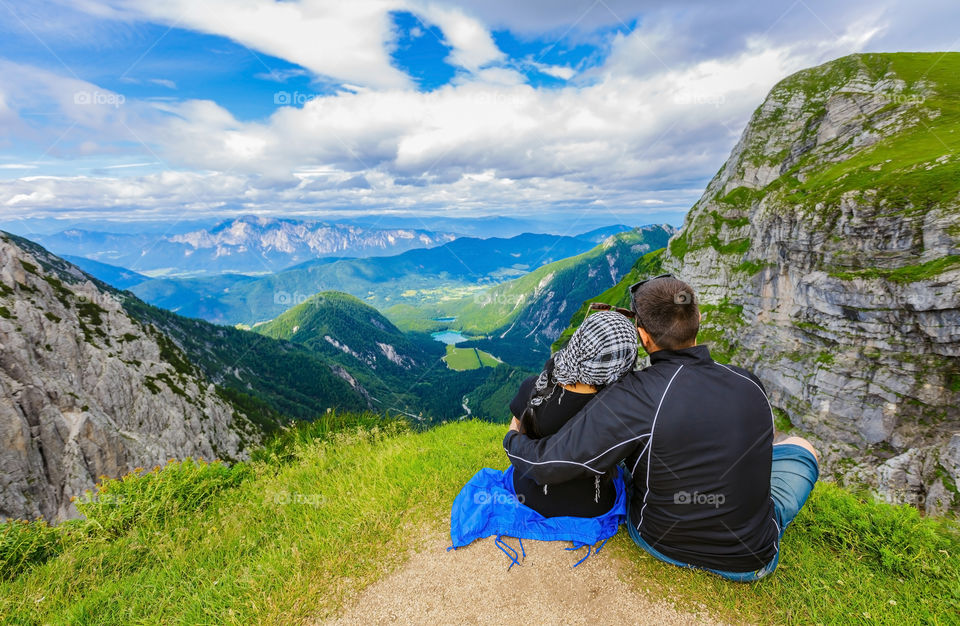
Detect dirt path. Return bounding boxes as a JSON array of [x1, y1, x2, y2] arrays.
[[321, 527, 722, 625]]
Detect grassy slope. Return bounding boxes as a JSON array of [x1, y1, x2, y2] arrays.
[[777, 53, 960, 226], [676, 53, 960, 281], [3, 419, 957, 624], [0, 419, 503, 624], [445, 229, 651, 334], [551, 248, 665, 352]]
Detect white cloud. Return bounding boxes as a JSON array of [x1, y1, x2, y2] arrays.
[[138, 20, 876, 187], [80, 0, 517, 88], [412, 3, 505, 71], [530, 62, 576, 80], [253, 68, 312, 83], [455, 67, 527, 86], [0, 59, 162, 155], [0, 26, 853, 220], [5, 0, 959, 223], [0, 169, 703, 224], [102, 161, 158, 169], [91, 0, 412, 89], [148, 78, 177, 89]]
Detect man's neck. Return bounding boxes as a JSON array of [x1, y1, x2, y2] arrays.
[[645, 341, 697, 354]]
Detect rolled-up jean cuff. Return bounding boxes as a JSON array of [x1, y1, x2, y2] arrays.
[[770, 443, 819, 532]]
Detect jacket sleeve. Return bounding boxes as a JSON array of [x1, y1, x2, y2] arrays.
[[502, 379, 650, 485]]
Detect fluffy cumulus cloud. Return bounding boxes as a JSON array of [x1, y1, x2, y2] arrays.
[[84, 0, 412, 89], [1, 0, 959, 222]]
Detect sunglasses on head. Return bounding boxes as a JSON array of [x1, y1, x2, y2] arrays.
[[588, 302, 635, 318], [628, 273, 674, 333], [628, 273, 674, 299]]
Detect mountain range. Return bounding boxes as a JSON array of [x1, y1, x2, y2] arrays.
[[122, 225, 648, 325], [30, 215, 458, 276]]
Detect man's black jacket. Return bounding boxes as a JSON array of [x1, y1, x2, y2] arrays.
[[503, 344, 780, 572]]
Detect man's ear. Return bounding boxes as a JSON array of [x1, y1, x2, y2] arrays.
[[637, 326, 651, 346]]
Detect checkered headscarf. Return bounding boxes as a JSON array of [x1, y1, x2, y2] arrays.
[[529, 310, 638, 407]]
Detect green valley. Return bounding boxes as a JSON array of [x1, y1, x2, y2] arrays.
[[390, 226, 672, 368]]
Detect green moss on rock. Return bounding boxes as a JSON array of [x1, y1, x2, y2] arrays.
[[829, 255, 960, 283]]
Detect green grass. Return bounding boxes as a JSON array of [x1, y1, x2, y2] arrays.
[[0, 416, 504, 624], [734, 259, 774, 275], [746, 54, 960, 213], [829, 255, 960, 283], [2, 419, 957, 624], [773, 407, 793, 433], [442, 344, 500, 371], [697, 299, 746, 364], [611, 481, 960, 624], [669, 232, 689, 259], [477, 350, 501, 367]]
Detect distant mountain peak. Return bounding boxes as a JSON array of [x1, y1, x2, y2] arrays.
[[35, 218, 459, 277]]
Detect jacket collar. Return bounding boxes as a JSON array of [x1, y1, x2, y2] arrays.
[[648, 344, 712, 365]]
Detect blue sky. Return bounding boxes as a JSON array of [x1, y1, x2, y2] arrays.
[[0, 0, 958, 228]]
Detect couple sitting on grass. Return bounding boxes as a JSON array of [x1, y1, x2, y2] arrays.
[[450, 275, 819, 581]]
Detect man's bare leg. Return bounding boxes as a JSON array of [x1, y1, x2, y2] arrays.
[[773, 435, 819, 463]]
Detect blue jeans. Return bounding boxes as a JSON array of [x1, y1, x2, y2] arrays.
[[626, 443, 819, 582]]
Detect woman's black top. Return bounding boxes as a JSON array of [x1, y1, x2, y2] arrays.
[[509, 375, 615, 518]]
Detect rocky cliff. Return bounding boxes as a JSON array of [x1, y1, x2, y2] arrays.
[[0, 233, 260, 522], [661, 53, 960, 513]]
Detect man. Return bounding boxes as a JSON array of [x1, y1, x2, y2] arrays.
[[504, 275, 819, 581]]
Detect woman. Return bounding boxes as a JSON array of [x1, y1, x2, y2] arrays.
[[508, 308, 638, 518]]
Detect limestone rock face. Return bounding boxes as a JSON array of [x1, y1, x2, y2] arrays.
[[0, 233, 259, 522], [661, 54, 960, 513]]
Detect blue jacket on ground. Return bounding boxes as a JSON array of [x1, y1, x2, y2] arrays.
[[449, 464, 627, 564]]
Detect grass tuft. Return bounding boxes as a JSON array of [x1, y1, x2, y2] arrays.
[[613, 481, 960, 624]]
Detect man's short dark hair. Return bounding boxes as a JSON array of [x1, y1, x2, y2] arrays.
[[630, 277, 699, 349]]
